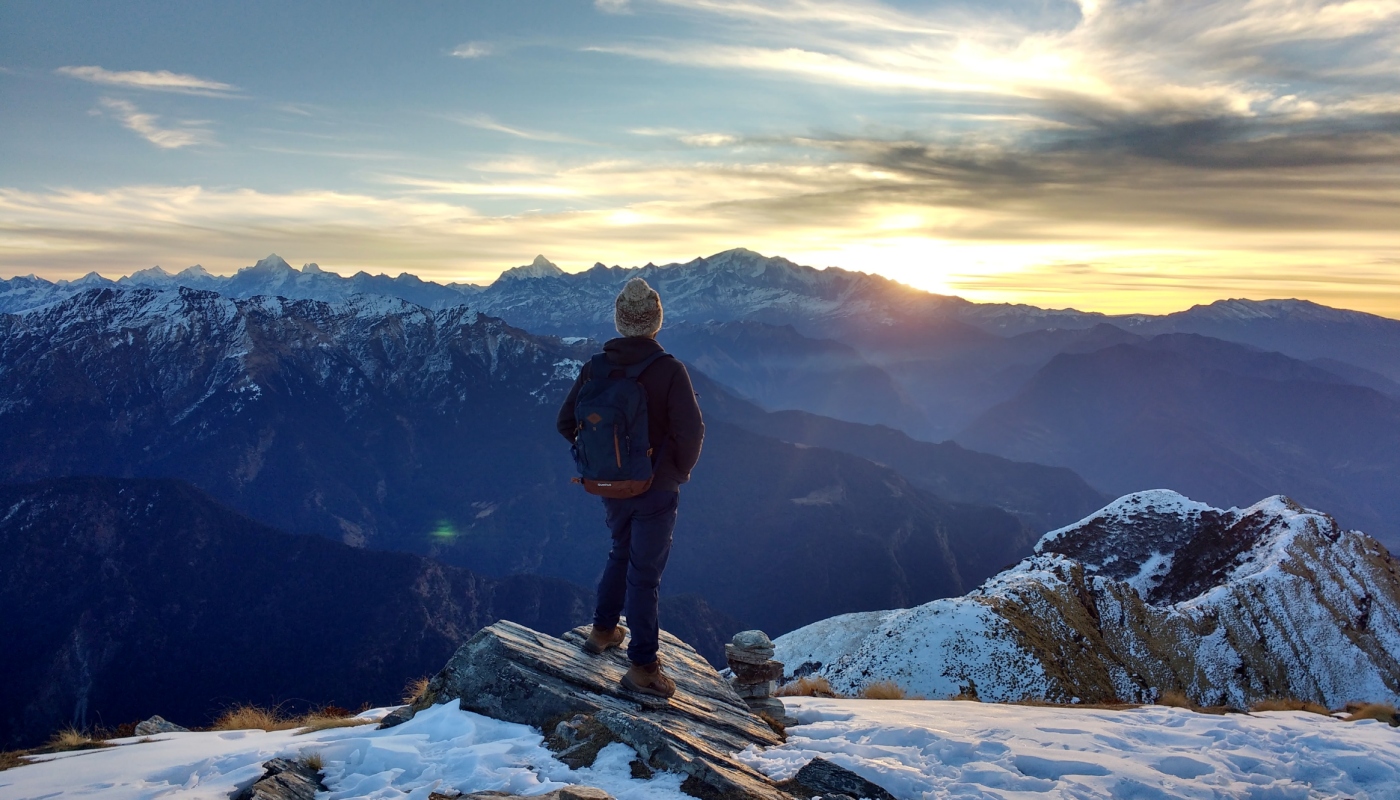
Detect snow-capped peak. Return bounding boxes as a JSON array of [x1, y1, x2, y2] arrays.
[[244, 254, 295, 274], [497, 255, 564, 282], [302, 262, 324, 274]]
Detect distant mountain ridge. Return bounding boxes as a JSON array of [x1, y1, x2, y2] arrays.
[[774, 490, 1400, 709], [957, 333, 1400, 546], [0, 285, 1049, 637], [0, 476, 598, 750], [7, 249, 1397, 377]]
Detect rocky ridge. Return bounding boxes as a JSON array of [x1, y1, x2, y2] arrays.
[[775, 491, 1400, 708], [386, 620, 789, 800]]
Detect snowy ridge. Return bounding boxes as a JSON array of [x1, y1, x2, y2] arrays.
[[775, 490, 1400, 708]]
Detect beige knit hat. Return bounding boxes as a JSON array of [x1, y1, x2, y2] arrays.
[[614, 277, 664, 338]]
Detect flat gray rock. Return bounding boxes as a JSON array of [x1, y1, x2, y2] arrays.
[[779, 757, 897, 800], [133, 715, 188, 736], [388, 620, 789, 800]]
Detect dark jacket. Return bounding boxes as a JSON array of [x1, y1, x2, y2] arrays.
[[557, 337, 705, 492]]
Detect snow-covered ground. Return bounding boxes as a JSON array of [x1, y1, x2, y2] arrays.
[[4, 698, 1398, 800]]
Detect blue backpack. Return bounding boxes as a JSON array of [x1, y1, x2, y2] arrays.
[[571, 351, 670, 498]]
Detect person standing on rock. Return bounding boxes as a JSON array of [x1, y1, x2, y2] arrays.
[[557, 277, 705, 699]]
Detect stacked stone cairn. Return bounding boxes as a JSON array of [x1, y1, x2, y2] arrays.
[[725, 630, 796, 726]]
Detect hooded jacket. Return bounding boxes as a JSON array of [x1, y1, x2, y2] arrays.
[[556, 337, 705, 493]]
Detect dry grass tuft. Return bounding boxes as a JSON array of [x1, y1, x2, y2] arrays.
[[859, 681, 906, 700], [46, 727, 109, 751], [0, 750, 29, 772], [775, 676, 839, 698], [403, 676, 432, 705], [949, 690, 982, 702], [300, 751, 325, 771], [1249, 698, 1330, 715], [211, 705, 301, 732], [1344, 702, 1399, 725], [1157, 690, 1194, 709]]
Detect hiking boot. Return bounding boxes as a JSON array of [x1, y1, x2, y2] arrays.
[[582, 624, 626, 655], [622, 659, 676, 699]]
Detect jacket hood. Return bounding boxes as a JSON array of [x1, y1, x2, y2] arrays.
[[603, 336, 665, 366]]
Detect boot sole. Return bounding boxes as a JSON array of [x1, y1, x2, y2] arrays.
[[621, 673, 676, 699]]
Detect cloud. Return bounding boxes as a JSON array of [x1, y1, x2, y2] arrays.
[[596, 0, 633, 13], [451, 42, 493, 58], [98, 98, 214, 149], [595, 0, 1400, 130], [679, 133, 739, 147], [448, 114, 589, 144], [56, 65, 240, 96]]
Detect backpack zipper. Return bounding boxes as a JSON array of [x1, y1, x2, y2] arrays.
[[613, 425, 622, 468]]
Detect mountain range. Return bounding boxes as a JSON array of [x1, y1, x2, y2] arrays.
[[774, 490, 1400, 709], [0, 286, 1098, 640], [5, 247, 1400, 748]]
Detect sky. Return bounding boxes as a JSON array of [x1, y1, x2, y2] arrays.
[[2, 0, 1399, 316]]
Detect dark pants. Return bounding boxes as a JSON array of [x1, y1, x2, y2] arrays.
[[594, 488, 678, 665]]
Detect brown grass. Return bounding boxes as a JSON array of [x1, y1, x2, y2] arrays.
[[1157, 690, 1194, 709], [403, 676, 432, 705], [949, 690, 982, 702], [47, 727, 96, 749], [1344, 702, 1399, 725], [859, 681, 906, 700], [301, 751, 325, 771], [210, 705, 302, 732], [0, 750, 28, 771], [1249, 698, 1330, 715], [775, 676, 839, 698]]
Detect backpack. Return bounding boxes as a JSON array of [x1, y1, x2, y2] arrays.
[[570, 350, 671, 498]]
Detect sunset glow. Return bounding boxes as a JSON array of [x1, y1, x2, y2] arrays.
[[3, 0, 1399, 316]]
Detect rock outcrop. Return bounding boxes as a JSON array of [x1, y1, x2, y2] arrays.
[[234, 758, 325, 800], [386, 620, 788, 800], [776, 491, 1400, 708], [777, 758, 898, 800]]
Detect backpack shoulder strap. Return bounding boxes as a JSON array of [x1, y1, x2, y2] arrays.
[[587, 353, 613, 381], [624, 350, 672, 379]]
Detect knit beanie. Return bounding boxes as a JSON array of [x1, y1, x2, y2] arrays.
[[615, 277, 664, 338]]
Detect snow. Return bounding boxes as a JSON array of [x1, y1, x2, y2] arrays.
[[8, 698, 1398, 800], [0, 702, 689, 800], [1036, 489, 1214, 552], [776, 491, 1400, 709], [741, 698, 1400, 800]]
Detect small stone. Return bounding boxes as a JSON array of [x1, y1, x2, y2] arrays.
[[725, 643, 776, 665], [134, 715, 189, 736], [732, 680, 776, 700], [731, 630, 774, 651], [730, 660, 784, 684]]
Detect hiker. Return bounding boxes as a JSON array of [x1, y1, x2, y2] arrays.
[[557, 277, 705, 699]]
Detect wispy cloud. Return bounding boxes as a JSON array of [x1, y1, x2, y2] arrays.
[[451, 41, 493, 58], [596, 0, 633, 14], [448, 114, 590, 144], [98, 98, 214, 148], [56, 65, 241, 97]]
